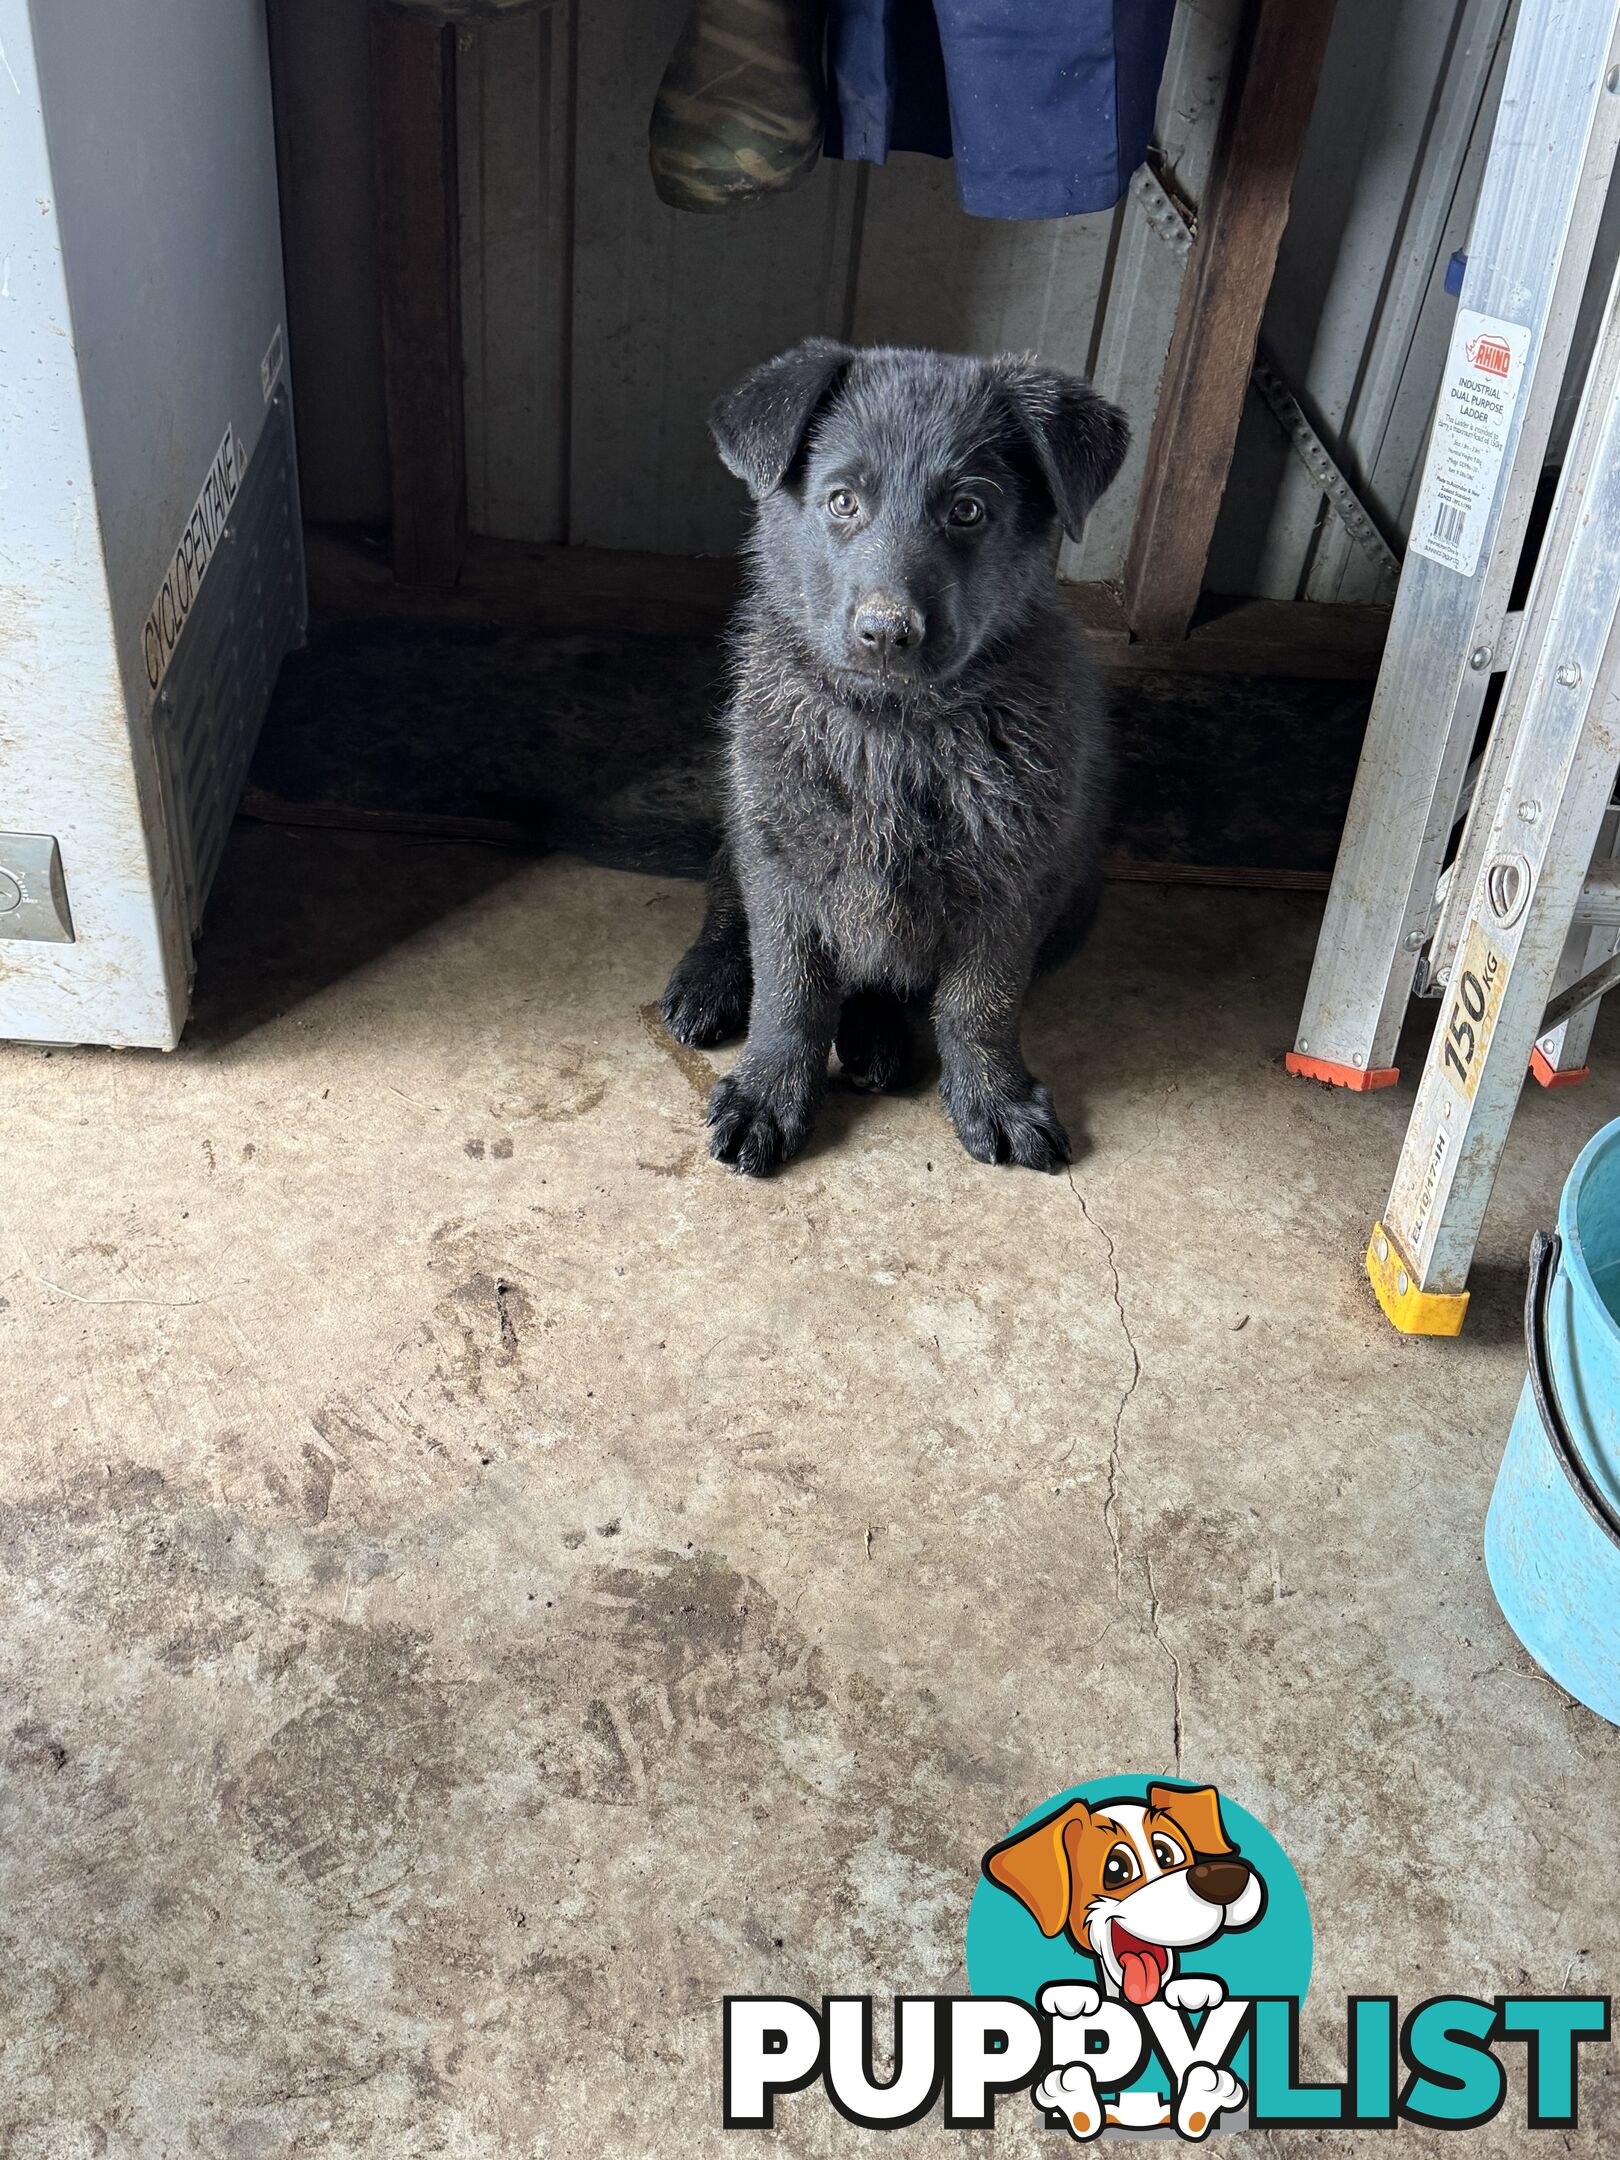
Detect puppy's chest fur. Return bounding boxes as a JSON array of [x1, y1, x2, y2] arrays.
[[726, 647, 1091, 989]]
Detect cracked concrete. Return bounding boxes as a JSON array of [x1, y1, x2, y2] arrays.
[[0, 825, 1618, 2155], [1067, 1173, 1141, 1607], [1068, 1181, 1180, 1779], [1142, 1551, 1185, 1780]]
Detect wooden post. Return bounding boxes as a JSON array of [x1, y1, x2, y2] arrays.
[[1119, 0, 1338, 645], [369, 4, 467, 587]]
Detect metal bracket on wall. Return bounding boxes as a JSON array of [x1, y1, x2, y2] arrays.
[[1131, 163, 1400, 577]]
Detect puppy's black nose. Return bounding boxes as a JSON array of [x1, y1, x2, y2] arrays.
[[853, 595, 924, 656], [1187, 1858, 1250, 1907]]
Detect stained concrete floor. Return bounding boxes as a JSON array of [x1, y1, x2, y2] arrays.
[[1, 824, 1617, 2158]]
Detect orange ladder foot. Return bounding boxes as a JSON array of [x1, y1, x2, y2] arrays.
[[1286, 1051, 1399, 1090], [1530, 1046, 1590, 1088]]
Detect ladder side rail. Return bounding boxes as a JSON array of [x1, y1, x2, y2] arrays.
[[1289, 0, 1620, 1089], [1373, 245, 1620, 1329]]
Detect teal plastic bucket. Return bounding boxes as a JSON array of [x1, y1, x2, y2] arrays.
[[1485, 1117, 1620, 1725]]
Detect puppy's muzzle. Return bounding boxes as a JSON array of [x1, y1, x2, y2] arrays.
[[852, 593, 925, 663]]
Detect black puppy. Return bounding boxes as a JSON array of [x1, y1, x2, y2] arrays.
[[661, 339, 1128, 1176]]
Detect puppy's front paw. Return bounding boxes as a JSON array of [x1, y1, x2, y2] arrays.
[[1039, 1981, 1102, 2023], [661, 942, 751, 1047], [942, 1075, 1070, 1172], [707, 1069, 815, 1177], [1176, 2063, 1243, 2140], [1164, 1976, 1225, 2014]]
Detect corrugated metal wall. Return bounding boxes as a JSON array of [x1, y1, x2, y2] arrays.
[[268, 0, 1519, 603], [1214, 0, 1515, 603]]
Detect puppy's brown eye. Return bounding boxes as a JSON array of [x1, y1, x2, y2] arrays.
[[1152, 1836, 1184, 1870], [948, 497, 985, 527], [1102, 1844, 1139, 1890], [827, 488, 859, 520]]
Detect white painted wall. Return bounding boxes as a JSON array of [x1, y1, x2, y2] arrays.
[[0, 0, 291, 1048], [0, 0, 179, 1048]]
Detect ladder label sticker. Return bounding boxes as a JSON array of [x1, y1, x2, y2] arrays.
[[1441, 920, 1507, 1101], [140, 425, 242, 696], [1408, 309, 1530, 580]]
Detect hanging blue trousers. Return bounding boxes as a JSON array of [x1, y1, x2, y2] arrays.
[[825, 0, 1177, 218]]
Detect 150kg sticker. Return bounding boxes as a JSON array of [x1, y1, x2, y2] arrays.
[[1441, 924, 1506, 1099]]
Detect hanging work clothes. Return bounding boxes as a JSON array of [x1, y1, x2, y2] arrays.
[[824, 0, 1177, 218]]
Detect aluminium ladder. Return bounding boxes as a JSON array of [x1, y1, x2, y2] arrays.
[[1291, 0, 1620, 1333]]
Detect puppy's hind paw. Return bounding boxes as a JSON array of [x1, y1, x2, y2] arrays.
[[836, 991, 911, 1093], [707, 1070, 813, 1177], [661, 942, 751, 1048], [1033, 2063, 1105, 2142], [1176, 2064, 1244, 2141], [943, 1076, 1070, 1173]]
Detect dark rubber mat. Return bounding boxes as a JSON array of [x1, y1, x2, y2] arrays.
[[250, 615, 1371, 883]]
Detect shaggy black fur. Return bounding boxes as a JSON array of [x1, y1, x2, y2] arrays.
[[661, 339, 1129, 1176]]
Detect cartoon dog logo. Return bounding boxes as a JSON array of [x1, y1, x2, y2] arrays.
[[983, 1783, 1266, 2138]]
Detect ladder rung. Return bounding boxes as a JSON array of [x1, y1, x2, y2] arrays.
[[1570, 859, 1620, 926], [1540, 947, 1620, 1035]]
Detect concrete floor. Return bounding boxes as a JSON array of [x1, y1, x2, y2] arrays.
[[0, 824, 1616, 2157]]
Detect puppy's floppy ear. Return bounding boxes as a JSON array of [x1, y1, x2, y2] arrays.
[[996, 358, 1130, 540], [1148, 1782, 1236, 1858], [982, 1799, 1091, 1937], [708, 337, 853, 498]]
